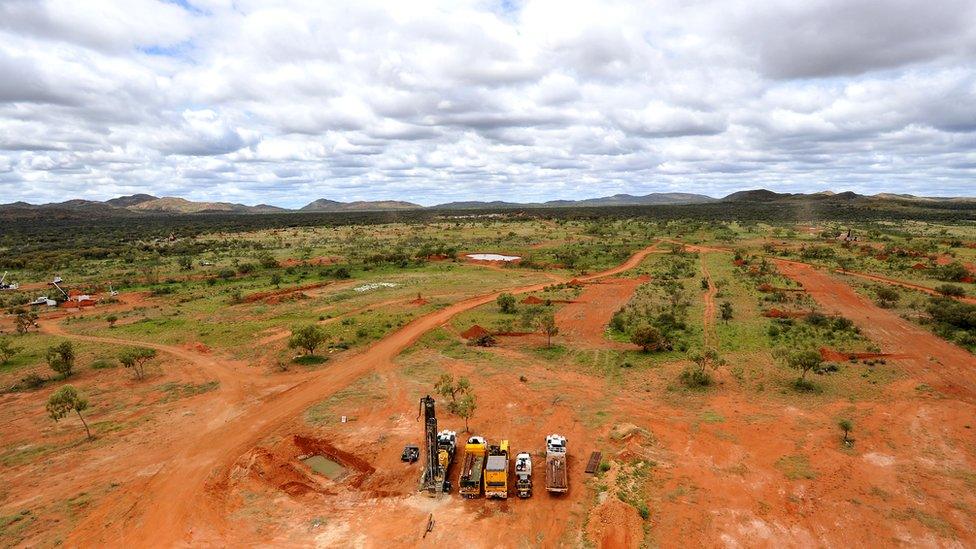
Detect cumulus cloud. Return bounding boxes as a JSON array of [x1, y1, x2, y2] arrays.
[[1, 0, 975, 207]]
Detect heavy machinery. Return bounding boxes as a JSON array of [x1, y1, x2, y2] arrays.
[[484, 440, 510, 499], [401, 445, 419, 463], [0, 272, 18, 290], [515, 452, 533, 498], [459, 436, 487, 498], [49, 277, 69, 300], [545, 434, 568, 494], [419, 395, 457, 496]]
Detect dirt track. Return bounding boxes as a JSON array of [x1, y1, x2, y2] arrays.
[[699, 253, 718, 347], [61, 241, 665, 546], [777, 260, 976, 398], [835, 269, 976, 305]]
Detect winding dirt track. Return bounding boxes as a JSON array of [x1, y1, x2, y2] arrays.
[[60, 241, 663, 547], [776, 260, 976, 398]]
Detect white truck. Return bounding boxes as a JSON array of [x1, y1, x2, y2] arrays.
[[515, 452, 532, 498], [545, 434, 568, 494]]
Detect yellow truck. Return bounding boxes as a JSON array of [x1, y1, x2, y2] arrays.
[[459, 436, 487, 498], [484, 440, 510, 499]]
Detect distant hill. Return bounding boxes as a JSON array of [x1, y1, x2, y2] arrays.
[[2, 188, 974, 222], [300, 199, 422, 212], [105, 193, 158, 207], [431, 192, 716, 209]]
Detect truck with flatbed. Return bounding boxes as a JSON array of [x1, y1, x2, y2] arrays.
[[484, 440, 510, 499], [459, 436, 487, 498], [545, 434, 568, 494]]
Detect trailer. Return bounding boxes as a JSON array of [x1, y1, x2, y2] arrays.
[[484, 440, 510, 499], [515, 452, 532, 498], [459, 436, 487, 498], [545, 434, 568, 494]]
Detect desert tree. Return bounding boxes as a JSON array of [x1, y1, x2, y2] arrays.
[[289, 324, 327, 356], [46, 341, 76, 379], [496, 293, 517, 314], [783, 349, 830, 390], [631, 325, 667, 353], [874, 286, 900, 308], [46, 385, 92, 441], [936, 284, 966, 298], [681, 348, 726, 388], [838, 418, 854, 446], [0, 337, 21, 365], [454, 393, 477, 433], [120, 347, 158, 380], [106, 314, 119, 328], [177, 256, 193, 271], [14, 309, 38, 334], [720, 302, 734, 323], [537, 311, 559, 347], [435, 373, 471, 405]]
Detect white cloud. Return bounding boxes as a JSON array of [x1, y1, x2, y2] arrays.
[[1, 0, 975, 207]]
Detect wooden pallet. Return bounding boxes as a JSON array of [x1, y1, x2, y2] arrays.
[[584, 451, 602, 474]]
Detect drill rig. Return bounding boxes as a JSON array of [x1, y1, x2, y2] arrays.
[[419, 395, 457, 496]]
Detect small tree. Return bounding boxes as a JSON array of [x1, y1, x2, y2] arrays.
[[784, 349, 830, 390], [288, 325, 327, 356], [838, 418, 853, 446], [46, 341, 76, 379], [270, 273, 282, 288], [453, 393, 477, 432], [177, 256, 193, 271], [874, 286, 900, 308], [120, 347, 157, 380], [720, 302, 733, 323], [631, 325, 667, 353], [0, 338, 21, 365], [15, 310, 38, 334], [537, 312, 559, 347], [106, 315, 119, 328], [435, 374, 471, 405], [497, 293, 517, 314], [46, 385, 92, 440], [681, 348, 726, 387]]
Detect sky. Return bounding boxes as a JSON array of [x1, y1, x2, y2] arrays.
[[1, 0, 975, 208]]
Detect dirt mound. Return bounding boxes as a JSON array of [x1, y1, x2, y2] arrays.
[[586, 497, 644, 548], [819, 348, 896, 362], [188, 342, 211, 354], [460, 325, 491, 339], [521, 295, 545, 304], [762, 308, 810, 318], [409, 294, 429, 305]]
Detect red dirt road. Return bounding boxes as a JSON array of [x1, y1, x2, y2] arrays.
[[777, 261, 976, 397], [555, 276, 647, 348], [63, 241, 665, 546]]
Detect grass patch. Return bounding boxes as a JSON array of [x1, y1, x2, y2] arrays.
[[775, 454, 816, 480], [292, 355, 328, 366], [155, 381, 219, 402]]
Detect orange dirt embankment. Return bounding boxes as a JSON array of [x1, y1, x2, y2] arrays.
[[65, 240, 666, 547], [776, 260, 976, 398], [834, 269, 976, 305], [240, 281, 333, 304]]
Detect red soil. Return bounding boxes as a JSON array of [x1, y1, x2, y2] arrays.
[[819, 348, 900, 362], [460, 324, 490, 339], [555, 276, 649, 349], [779, 261, 976, 396], [521, 295, 544, 304]]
